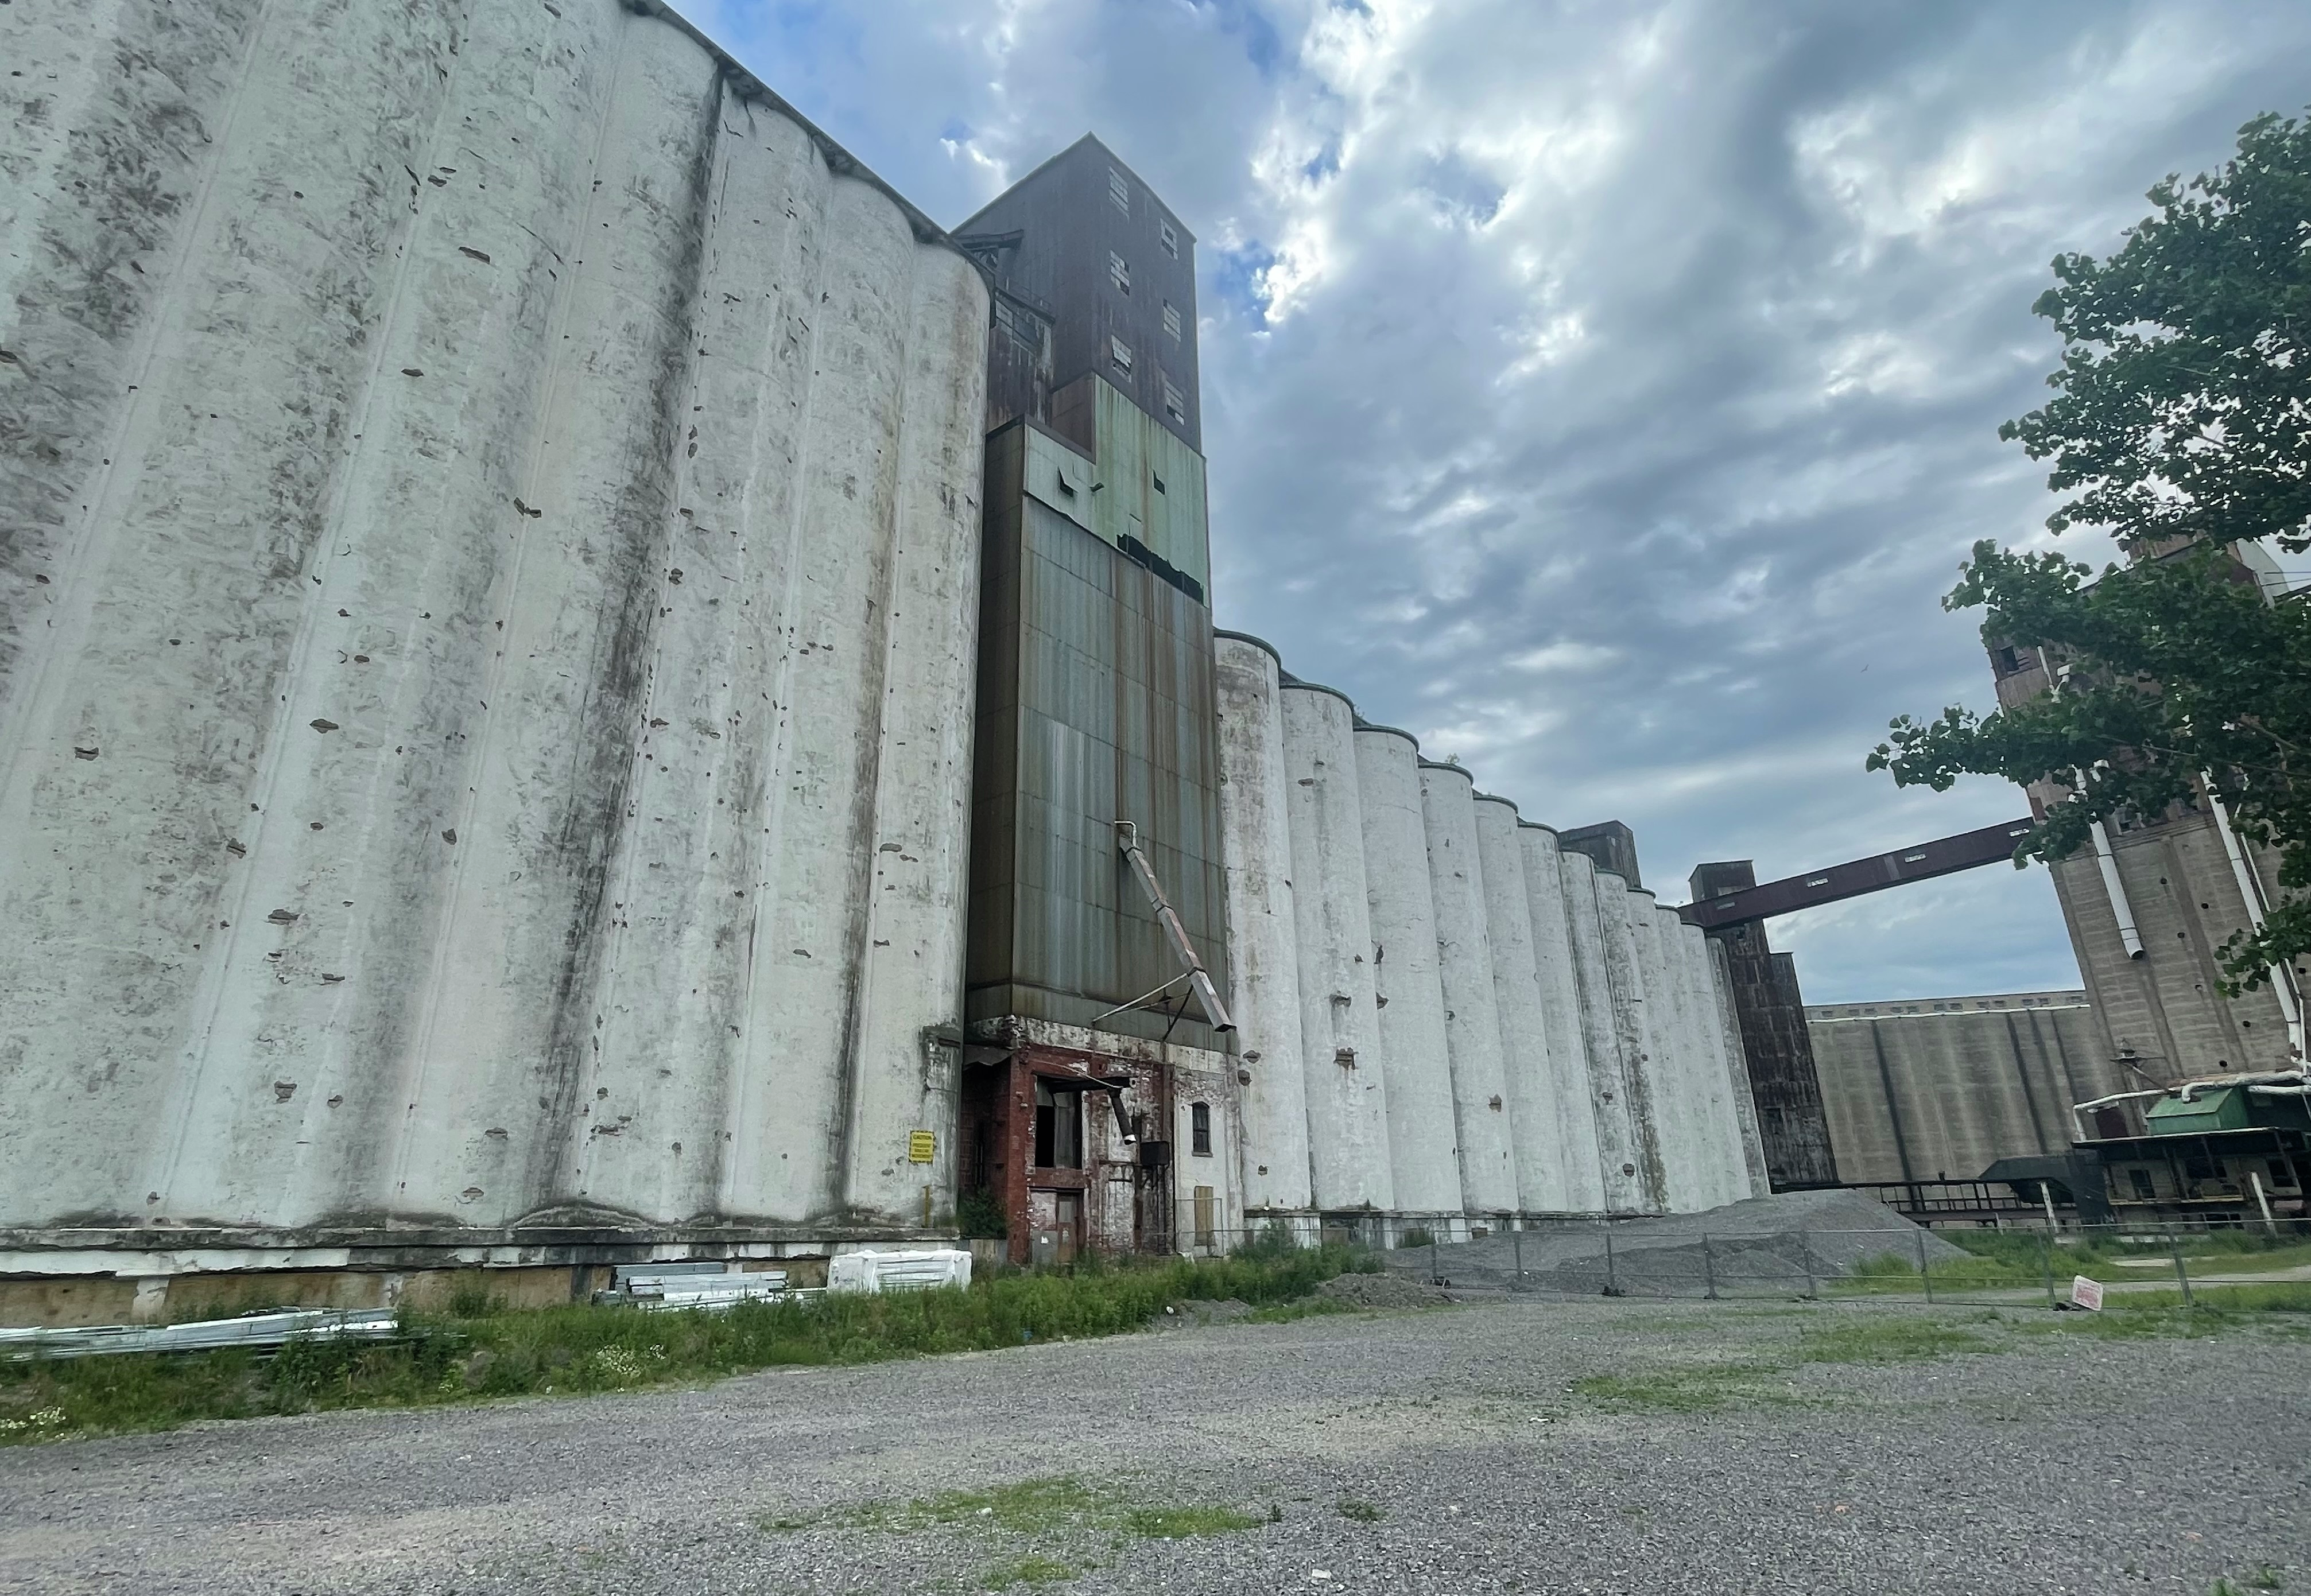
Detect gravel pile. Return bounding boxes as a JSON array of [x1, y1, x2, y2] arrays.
[[1313, 1272, 1456, 1310], [1384, 1189, 1968, 1298]]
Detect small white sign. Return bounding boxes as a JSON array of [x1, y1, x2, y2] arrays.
[[2070, 1275, 2104, 1312]]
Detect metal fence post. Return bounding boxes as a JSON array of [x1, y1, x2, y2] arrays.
[[1916, 1228, 1933, 1304], [2040, 1229, 2057, 1310], [1514, 1227, 1524, 1281], [1604, 1228, 1619, 1296], [1702, 1232, 1717, 1300], [1431, 1236, 1441, 1287], [2168, 1228, 2193, 1308], [1800, 1231, 1817, 1300]]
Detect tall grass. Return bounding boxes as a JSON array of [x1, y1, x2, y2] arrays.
[[0, 1245, 1378, 1445]]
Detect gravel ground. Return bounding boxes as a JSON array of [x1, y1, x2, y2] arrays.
[[2, 1296, 2302, 1595]]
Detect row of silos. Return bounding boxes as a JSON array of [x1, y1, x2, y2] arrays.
[[0, 0, 987, 1237], [1213, 634, 1763, 1218]]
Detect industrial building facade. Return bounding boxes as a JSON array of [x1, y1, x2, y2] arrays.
[[2, 0, 1762, 1323]]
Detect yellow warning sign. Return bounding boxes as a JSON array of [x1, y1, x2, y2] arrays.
[[907, 1130, 936, 1164]]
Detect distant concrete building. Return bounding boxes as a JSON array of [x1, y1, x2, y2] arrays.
[[1807, 991, 2110, 1186], [1987, 634, 2304, 1083]]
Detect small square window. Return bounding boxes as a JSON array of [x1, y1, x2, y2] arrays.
[[1191, 1101, 1212, 1158], [1108, 250, 1130, 293], [1151, 472, 1165, 494], [1162, 300, 1181, 340], [1159, 219, 1178, 258], [1110, 336, 1133, 375], [1109, 168, 1130, 212]]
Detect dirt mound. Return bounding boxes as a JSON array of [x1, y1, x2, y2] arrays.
[[1316, 1271, 1452, 1310]]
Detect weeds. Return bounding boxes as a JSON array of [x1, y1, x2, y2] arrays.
[[1797, 1319, 1992, 1364], [1572, 1361, 1800, 1414], [1397, 1228, 1436, 1251], [1336, 1498, 1383, 1522], [982, 1555, 1076, 1589], [0, 1246, 1378, 1446]]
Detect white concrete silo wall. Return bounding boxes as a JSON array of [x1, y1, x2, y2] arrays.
[[1683, 922, 1761, 1201], [1558, 856, 1646, 1211], [1352, 730, 1462, 1216], [0, 0, 987, 1236], [1279, 686, 1394, 1211], [1518, 826, 1608, 1213], [1213, 636, 1313, 1213], [1419, 765, 1519, 1213], [1610, 886, 1678, 1213], [1472, 799, 1568, 1214], [1647, 904, 1721, 1209]]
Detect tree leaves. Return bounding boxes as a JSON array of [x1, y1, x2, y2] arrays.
[[1873, 112, 2311, 999]]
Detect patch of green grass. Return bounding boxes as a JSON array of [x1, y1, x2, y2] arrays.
[[1336, 1498, 1383, 1523], [1572, 1361, 1800, 1414], [1, 1245, 1379, 1446], [1798, 1318, 1993, 1365], [1123, 1505, 1262, 1538], [980, 1554, 1077, 1589]]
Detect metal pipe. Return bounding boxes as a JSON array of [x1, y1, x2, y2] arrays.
[[2088, 817, 2146, 959], [1114, 820, 1235, 1032], [2250, 1169, 2275, 1230], [2204, 780, 2305, 1058]]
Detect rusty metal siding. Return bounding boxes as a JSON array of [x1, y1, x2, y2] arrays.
[[966, 477, 1228, 1050]]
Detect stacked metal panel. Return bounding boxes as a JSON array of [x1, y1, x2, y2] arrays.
[[1215, 639, 1755, 1218], [0, 0, 986, 1239]]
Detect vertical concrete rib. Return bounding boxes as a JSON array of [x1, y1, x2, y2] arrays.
[[1419, 763, 1518, 1214], [1353, 727, 1461, 1216], [1214, 635, 1313, 1213], [578, 89, 833, 1221], [396, 13, 720, 1223], [1684, 921, 1761, 1201], [839, 239, 988, 1225], [0, 0, 471, 1223], [1561, 857, 1647, 1212], [1519, 825, 1608, 1212], [1651, 904, 1723, 1208], [1474, 797, 1568, 1213], [1279, 683, 1392, 1212], [1607, 884, 1673, 1212], [731, 178, 923, 1222]]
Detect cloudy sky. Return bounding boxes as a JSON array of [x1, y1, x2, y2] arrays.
[[686, 0, 2308, 1001]]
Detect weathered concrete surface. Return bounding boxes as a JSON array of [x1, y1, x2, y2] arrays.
[[1471, 797, 1568, 1214], [1354, 728, 1460, 1215], [0, 0, 986, 1240], [1561, 860, 1650, 1213], [1418, 763, 1518, 1214], [1518, 824, 1608, 1212], [1682, 920, 1761, 1202], [1279, 684, 1393, 1211], [1212, 634, 1312, 1213], [1704, 929, 1775, 1193]]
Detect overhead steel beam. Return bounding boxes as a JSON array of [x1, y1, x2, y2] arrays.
[[1679, 817, 2036, 930]]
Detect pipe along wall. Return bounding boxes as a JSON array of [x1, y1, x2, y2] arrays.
[[1214, 634, 1763, 1221], [0, 0, 987, 1243]]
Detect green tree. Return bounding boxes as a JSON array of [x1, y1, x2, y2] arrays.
[[1870, 112, 2311, 999]]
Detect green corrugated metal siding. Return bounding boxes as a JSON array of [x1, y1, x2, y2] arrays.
[[967, 424, 1227, 1050], [2146, 1086, 2251, 1136]]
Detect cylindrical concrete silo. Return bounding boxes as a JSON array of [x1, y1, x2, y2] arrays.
[[1624, 886, 1696, 1211], [0, 0, 990, 1241], [1650, 903, 1726, 1210], [1354, 727, 1463, 1217], [1419, 762, 1519, 1214], [1684, 921, 1765, 1200], [1595, 873, 1669, 1212], [1279, 683, 1393, 1213], [1558, 852, 1645, 1212], [1518, 825, 1607, 1212], [1214, 634, 1314, 1213], [1472, 797, 1569, 1214]]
